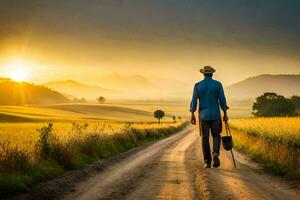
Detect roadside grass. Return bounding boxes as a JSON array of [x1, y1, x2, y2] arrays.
[[230, 117, 300, 179], [0, 120, 188, 198]]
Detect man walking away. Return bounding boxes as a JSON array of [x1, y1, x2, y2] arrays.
[[190, 66, 229, 168]]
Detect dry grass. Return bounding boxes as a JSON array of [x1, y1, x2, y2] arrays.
[[229, 117, 300, 177], [0, 121, 184, 164], [0, 120, 187, 196]]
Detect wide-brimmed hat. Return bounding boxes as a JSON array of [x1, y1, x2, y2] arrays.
[[200, 66, 216, 74]]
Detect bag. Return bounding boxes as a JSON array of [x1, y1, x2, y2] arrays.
[[222, 122, 237, 168], [222, 122, 233, 151]]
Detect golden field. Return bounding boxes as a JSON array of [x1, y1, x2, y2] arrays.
[[0, 104, 187, 196], [229, 117, 300, 177], [0, 104, 187, 197], [0, 121, 183, 163], [0, 104, 168, 122]]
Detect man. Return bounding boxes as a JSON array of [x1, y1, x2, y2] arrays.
[[190, 66, 228, 168]]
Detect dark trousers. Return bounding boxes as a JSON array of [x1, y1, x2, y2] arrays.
[[200, 119, 222, 163]]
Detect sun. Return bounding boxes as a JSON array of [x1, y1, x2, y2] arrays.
[[4, 58, 30, 82], [10, 68, 28, 82]]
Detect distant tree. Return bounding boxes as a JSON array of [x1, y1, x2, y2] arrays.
[[72, 97, 87, 103], [97, 96, 106, 104], [172, 116, 176, 123], [154, 110, 165, 123], [252, 93, 296, 117], [80, 98, 87, 103], [291, 96, 300, 114]]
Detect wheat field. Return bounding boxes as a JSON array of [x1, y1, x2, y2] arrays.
[[229, 117, 300, 177], [0, 121, 183, 164], [0, 119, 186, 196]]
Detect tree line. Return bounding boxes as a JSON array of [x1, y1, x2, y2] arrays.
[[252, 93, 300, 117]]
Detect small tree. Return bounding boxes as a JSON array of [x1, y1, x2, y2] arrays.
[[97, 96, 106, 104], [172, 116, 176, 123], [154, 110, 165, 123]]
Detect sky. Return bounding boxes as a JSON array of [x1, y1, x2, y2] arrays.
[[0, 0, 300, 86]]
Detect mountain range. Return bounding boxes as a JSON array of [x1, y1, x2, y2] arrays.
[[226, 74, 300, 100], [44, 80, 116, 100], [43, 74, 300, 101], [45, 73, 189, 100]]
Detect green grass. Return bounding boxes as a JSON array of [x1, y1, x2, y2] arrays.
[[0, 161, 64, 196]]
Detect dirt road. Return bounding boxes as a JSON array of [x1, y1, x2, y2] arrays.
[[62, 126, 300, 200]]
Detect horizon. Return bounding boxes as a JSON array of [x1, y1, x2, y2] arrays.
[[1, 72, 300, 87], [0, 73, 299, 102]]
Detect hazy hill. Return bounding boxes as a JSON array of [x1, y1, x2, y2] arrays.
[[226, 74, 300, 100], [99, 73, 153, 90], [44, 74, 190, 100], [44, 80, 115, 100], [98, 73, 190, 99], [0, 80, 70, 105]]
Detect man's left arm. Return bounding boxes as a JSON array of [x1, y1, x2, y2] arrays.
[[218, 83, 229, 122]]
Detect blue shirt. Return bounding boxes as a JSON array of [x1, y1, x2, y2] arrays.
[[190, 77, 228, 120]]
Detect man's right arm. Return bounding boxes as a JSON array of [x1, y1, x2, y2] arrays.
[[218, 83, 229, 122], [190, 84, 198, 125]]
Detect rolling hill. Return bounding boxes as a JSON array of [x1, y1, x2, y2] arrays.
[[0, 104, 169, 122], [0, 79, 70, 105], [226, 74, 300, 100], [44, 80, 116, 100]]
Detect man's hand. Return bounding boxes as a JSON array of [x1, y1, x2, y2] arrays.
[[223, 114, 229, 122], [191, 113, 196, 125]]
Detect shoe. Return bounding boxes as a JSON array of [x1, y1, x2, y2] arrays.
[[203, 162, 211, 168], [213, 153, 220, 168]]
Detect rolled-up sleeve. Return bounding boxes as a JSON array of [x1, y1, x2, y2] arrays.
[[190, 84, 198, 112], [218, 83, 228, 112]]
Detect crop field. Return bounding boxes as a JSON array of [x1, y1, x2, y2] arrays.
[[0, 104, 187, 197], [0, 121, 184, 163], [0, 120, 187, 196], [229, 117, 300, 178]]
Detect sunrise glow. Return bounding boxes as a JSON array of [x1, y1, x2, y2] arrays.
[[4, 59, 30, 82]]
